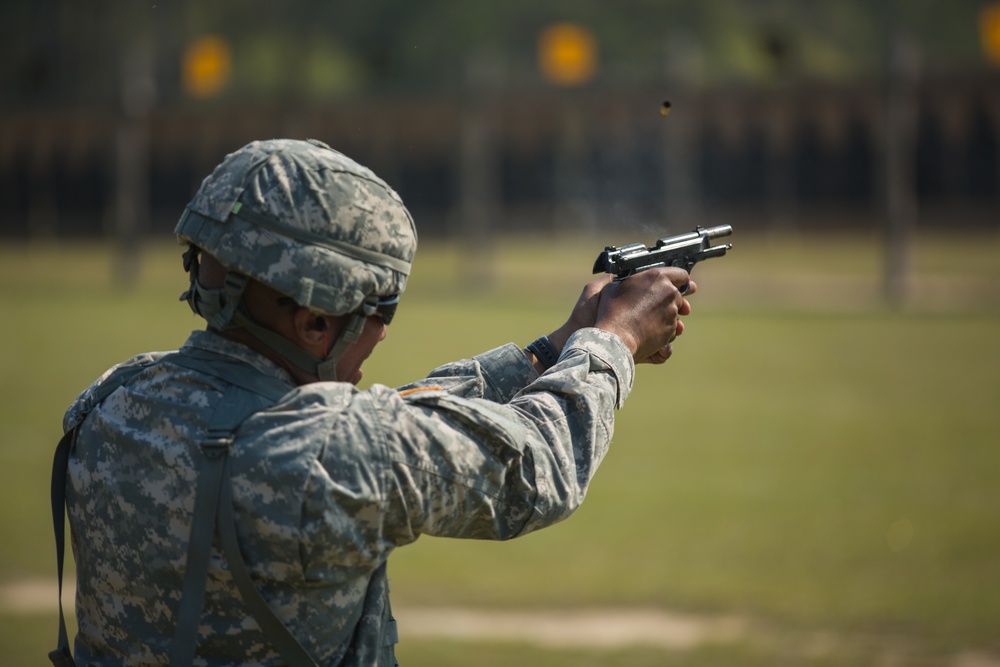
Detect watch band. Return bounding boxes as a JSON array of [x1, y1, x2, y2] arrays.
[[526, 335, 560, 370]]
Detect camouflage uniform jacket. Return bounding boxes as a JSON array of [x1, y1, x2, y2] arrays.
[[63, 326, 635, 666]]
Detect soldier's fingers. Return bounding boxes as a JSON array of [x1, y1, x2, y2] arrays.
[[679, 278, 697, 296], [648, 344, 672, 364]]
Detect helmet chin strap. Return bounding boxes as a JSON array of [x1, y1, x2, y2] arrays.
[[229, 306, 363, 382], [181, 245, 362, 382], [316, 313, 365, 381]]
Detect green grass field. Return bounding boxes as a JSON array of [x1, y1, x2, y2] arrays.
[[1, 231, 998, 666]]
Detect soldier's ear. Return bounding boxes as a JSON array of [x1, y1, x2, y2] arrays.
[[291, 309, 345, 353]]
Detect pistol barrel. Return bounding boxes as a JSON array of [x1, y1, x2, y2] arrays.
[[703, 224, 733, 240]]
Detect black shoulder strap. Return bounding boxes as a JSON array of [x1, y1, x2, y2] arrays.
[[48, 428, 78, 667]]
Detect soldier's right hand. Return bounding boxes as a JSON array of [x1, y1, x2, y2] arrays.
[[594, 267, 695, 364]]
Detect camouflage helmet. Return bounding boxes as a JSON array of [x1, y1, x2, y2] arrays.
[[175, 138, 416, 317], [174, 139, 417, 381]]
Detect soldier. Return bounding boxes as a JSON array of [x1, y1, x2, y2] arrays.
[[54, 138, 694, 666]]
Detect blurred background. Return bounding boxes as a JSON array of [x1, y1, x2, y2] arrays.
[[2, 1, 999, 666], [2, 0, 998, 253]]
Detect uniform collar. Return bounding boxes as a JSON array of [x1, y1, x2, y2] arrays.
[[181, 329, 297, 387]]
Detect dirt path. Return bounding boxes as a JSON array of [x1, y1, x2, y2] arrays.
[[5, 577, 999, 666], [0, 577, 744, 649], [398, 606, 746, 649]]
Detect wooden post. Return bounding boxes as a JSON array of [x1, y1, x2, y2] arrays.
[[114, 42, 154, 286], [883, 31, 920, 308], [553, 101, 594, 233], [458, 57, 501, 288]]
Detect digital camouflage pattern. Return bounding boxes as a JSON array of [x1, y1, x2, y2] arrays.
[[175, 139, 417, 316], [63, 326, 634, 666]]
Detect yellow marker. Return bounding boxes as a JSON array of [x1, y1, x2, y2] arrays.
[[659, 100, 672, 118], [182, 35, 232, 98], [538, 23, 598, 86], [982, 3, 1000, 66]]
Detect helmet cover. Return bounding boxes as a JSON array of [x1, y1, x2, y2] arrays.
[[175, 138, 417, 316]]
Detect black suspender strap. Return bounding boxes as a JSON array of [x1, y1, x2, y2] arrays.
[[167, 420, 234, 666], [48, 428, 77, 667]]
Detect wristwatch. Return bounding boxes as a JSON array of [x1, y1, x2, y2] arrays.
[[525, 335, 560, 370]]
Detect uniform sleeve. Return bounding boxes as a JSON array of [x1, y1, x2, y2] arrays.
[[396, 343, 539, 403], [379, 328, 634, 545]]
